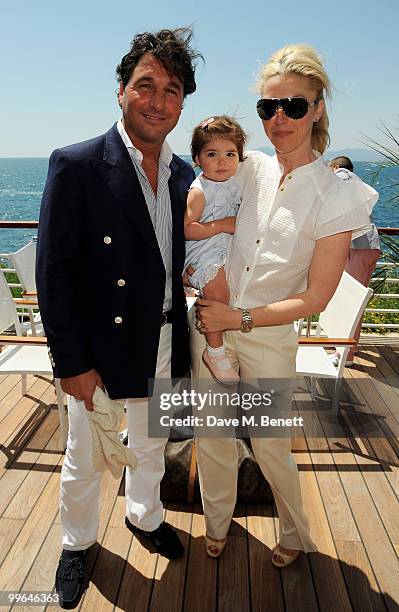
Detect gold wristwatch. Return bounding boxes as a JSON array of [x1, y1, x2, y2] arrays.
[[240, 308, 254, 333]]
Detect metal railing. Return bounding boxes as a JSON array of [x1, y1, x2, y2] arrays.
[[2, 221, 399, 335]]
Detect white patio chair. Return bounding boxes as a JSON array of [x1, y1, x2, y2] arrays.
[[6, 239, 37, 296], [0, 271, 65, 448], [296, 271, 373, 415], [0, 335, 67, 449], [0, 269, 43, 336]]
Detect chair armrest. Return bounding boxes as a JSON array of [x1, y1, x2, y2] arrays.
[[0, 334, 354, 348], [13, 298, 39, 307], [0, 335, 47, 346], [298, 337, 356, 346], [22, 290, 37, 297]]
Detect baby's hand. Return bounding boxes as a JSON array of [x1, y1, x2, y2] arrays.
[[222, 216, 236, 234]]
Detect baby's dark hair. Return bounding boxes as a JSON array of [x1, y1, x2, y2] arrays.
[[329, 155, 353, 172], [191, 116, 247, 162]]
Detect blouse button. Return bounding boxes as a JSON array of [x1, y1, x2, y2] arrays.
[[288, 175, 292, 179], [256, 239, 260, 244], [104, 236, 112, 244], [246, 266, 250, 271], [117, 279, 126, 287], [280, 187, 285, 191], [114, 316, 123, 324]]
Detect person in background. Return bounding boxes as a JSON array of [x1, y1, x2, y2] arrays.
[[36, 28, 201, 609], [329, 156, 381, 365], [191, 44, 378, 564]]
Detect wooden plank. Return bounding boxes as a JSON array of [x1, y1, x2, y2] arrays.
[[3, 413, 61, 521], [183, 504, 217, 612], [0, 386, 60, 573], [343, 428, 399, 546], [296, 385, 389, 610], [81, 527, 130, 611], [115, 524, 157, 612], [0, 408, 59, 517], [355, 350, 399, 423], [343, 363, 399, 459], [295, 457, 349, 611], [293, 392, 353, 612], [364, 345, 399, 400], [17, 522, 62, 612], [0, 374, 21, 402], [149, 503, 192, 612], [0, 464, 60, 591], [313, 394, 399, 610], [335, 457, 399, 609], [217, 505, 250, 612], [81, 475, 131, 610], [335, 541, 386, 612], [0, 374, 45, 425], [378, 345, 399, 374], [0, 517, 24, 567], [247, 504, 284, 612], [343, 363, 399, 499], [344, 355, 399, 438], [0, 335, 47, 345], [298, 337, 356, 346], [0, 377, 54, 468]]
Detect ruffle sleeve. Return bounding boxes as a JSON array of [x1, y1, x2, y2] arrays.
[[315, 171, 378, 240]]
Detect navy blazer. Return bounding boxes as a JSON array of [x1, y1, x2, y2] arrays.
[[36, 123, 194, 399]]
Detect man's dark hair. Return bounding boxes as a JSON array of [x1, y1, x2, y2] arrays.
[[116, 27, 202, 97], [330, 156, 354, 172]]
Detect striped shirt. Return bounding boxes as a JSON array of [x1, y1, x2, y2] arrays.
[[117, 118, 173, 310]]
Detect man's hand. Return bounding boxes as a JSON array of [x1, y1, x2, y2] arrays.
[[60, 369, 104, 411]]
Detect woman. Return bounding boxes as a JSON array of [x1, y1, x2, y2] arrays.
[[190, 44, 378, 565]]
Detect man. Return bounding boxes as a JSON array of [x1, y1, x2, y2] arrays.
[[36, 28, 200, 609], [329, 156, 381, 365]]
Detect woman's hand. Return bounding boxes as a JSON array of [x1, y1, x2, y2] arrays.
[[195, 299, 241, 333]]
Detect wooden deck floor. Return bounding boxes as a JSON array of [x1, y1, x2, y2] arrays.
[[0, 344, 398, 611]]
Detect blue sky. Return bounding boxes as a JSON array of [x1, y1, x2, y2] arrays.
[[1, 0, 398, 157]]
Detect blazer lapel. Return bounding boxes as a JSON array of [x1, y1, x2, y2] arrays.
[[90, 124, 162, 259], [169, 156, 189, 277]]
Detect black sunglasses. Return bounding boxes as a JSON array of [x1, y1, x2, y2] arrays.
[[256, 96, 319, 120]]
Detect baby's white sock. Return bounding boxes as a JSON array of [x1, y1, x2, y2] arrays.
[[206, 344, 232, 370]]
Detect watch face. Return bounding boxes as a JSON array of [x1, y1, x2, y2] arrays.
[[241, 309, 253, 332]]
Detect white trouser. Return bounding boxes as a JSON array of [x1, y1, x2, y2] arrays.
[[189, 309, 317, 553], [60, 325, 171, 550]]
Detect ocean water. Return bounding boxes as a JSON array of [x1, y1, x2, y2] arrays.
[[0, 156, 398, 254]]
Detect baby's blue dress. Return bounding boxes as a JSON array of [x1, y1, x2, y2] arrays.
[[184, 174, 241, 292]]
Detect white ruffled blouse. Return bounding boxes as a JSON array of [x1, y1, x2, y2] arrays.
[[227, 151, 379, 309]]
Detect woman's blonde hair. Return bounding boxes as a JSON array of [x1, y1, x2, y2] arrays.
[[257, 44, 331, 154]]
